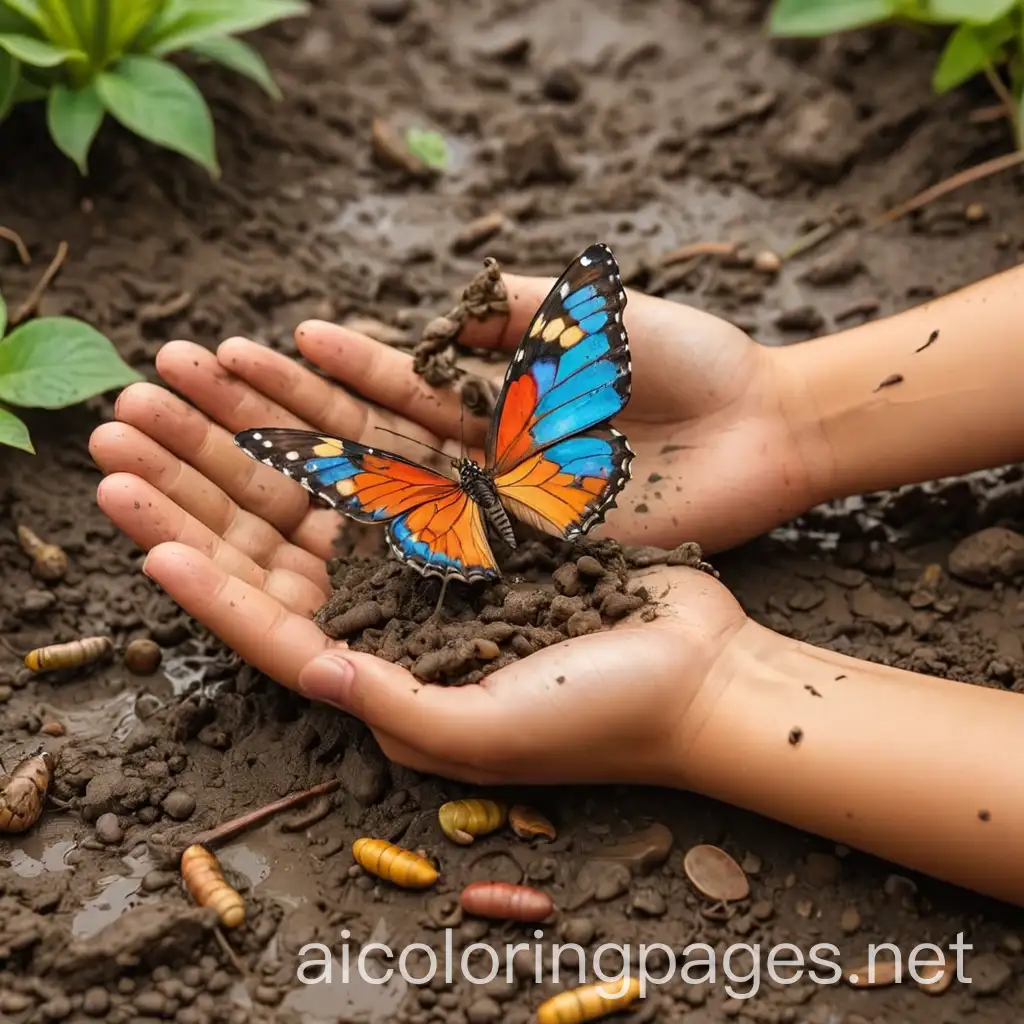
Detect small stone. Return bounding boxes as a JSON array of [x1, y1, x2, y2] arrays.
[[788, 585, 824, 611], [552, 563, 581, 597], [451, 212, 507, 255], [133, 991, 167, 1015], [751, 899, 774, 921], [965, 202, 987, 223], [753, 250, 781, 274], [577, 860, 631, 901], [967, 953, 1012, 995], [82, 987, 110, 1016], [775, 92, 864, 182], [561, 917, 595, 945], [1002, 933, 1023, 955], [883, 874, 917, 901], [0, 684, 12, 703], [124, 638, 162, 675], [566, 609, 602, 638], [466, 997, 502, 1024], [600, 591, 644, 620], [95, 812, 123, 844], [775, 305, 824, 333], [142, 869, 177, 892], [795, 898, 814, 918], [949, 527, 1024, 585], [197, 724, 231, 749], [254, 985, 282, 1006], [591, 823, 673, 874], [632, 889, 666, 916], [40, 995, 73, 1020], [0, 992, 33, 1014], [575, 555, 604, 579], [840, 906, 861, 934], [21, 588, 57, 615], [740, 853, 762, 875], [162, 789, 196, 821], [39, 721, 65, 736]]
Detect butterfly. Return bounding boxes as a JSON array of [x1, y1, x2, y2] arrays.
[[234, 242, 633, 585]]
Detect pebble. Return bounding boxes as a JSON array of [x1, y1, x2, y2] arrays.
[[142, 869, 177, 892], [82, 987, 109, 1016], [795, 898, 814, 918], [949, 527, 1024, 585], [561, 917, 595, 945], [162, 789, 197, 820], [466, 997, 502, 1023], [451, 212, 507, 255], [566, 609, 602, 638], [751, 899, 774, 921], [95, 812, 124, 844], [632, 889, 666, 916], [124, 638, 162, 675], [207, 971, 232, 994], [1002, 933, 1023, 955], [39, 720, 65, 736], [594, 823, 673, 874], [0, 684, 11, 703], [21, 588, 57, 614], [600, 592, 644, 619], [254, 985, 282, 1005], [788, 585, 824, 611], [0, 992, 33, 1013], [840, 906, 861, 934], [552, 563, 581, 596], [39, 995, 72, 1020], [133, 990, 168, 1015], [967, 953, 1012, 995], [575, 555, 604, 578], [577, 861, 630, 901]]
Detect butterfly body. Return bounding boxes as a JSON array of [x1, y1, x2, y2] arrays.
[[235, 243, 633, 584]]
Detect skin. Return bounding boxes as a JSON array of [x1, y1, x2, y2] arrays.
[[90, 265, 1024, 905]]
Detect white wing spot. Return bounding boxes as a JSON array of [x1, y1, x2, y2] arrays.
[[262, 440, 273, 449], [580, 255, 592, 266], [285, 450, 300, 461], [252, 432, 262, 441], [559, 282, 570, 298]]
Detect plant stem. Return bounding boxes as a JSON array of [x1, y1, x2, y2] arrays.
[[11, 241, 68, 325], [982, 64, 1019, 148]]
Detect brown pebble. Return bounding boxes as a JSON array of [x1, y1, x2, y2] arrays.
[[840, 906, 861, 934], [328, 600, 384, 638], [684, 844, 749, 901], [592, 823, 673, 873], [804, 851, 841, 887], [600, 592, 644, 620], [965, 202, 987, 223], [471, 638, 501, 661], [846, 957, 898, 987], [162, 789, 196, 821], [552, 563, 581, 596], [566, 609, 602, 637], [39, 721, 65, 737], [575, 555, 604, 578], [753, 250, 781, 274], [452, 212, 507, 254], [916, 953, 954, 995], [124, 638, 162, 675]]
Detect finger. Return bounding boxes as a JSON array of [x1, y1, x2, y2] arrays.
[[141, 541, 334, 686], [457, 274, 552, 351], [370, 729, 506, 786], [99, 475, 328, 617], [90, 421, 329, 588], [295, 322, 489, 450]]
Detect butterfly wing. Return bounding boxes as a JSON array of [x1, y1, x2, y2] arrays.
[[485, 242, 633, 539], [234, 428, 499, 582]]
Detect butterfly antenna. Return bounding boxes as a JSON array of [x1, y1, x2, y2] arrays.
[[459, 402, 466, 461], [374, 427, 450, 461]]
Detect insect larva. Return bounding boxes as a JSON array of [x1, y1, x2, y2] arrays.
[[460, 881, 553, 922], [536, 977, 642, 1024], [509, 804, 556, 841], [24, 636, 113, 673], [17, 524, 67, 581], [352, 838, 438, 888], [438, 799, 505, 845], [180, 844, 245, 928], [0, 753, 55, 833]]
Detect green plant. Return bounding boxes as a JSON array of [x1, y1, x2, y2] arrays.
[[769, 0, 1024, 147], [404, 128, 449, 171], [0, 0, 308, 176], [0, 286, 142, 453]]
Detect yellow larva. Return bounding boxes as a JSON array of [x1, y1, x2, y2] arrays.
[[24, 637, 113, 673], [180, 844, 245, 928], [537, 978, 642, 1024], [352, 838, 438, 888], [438, 799, 505, 845]]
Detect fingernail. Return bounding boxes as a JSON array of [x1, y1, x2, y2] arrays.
[[141, 554, 154, 579], [299, 653, 355, 708]]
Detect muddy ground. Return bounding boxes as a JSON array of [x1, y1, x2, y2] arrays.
[[2, 0, 1024, 1021]]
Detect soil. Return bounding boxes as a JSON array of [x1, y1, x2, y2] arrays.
[[2, 0, 1024, 1022]]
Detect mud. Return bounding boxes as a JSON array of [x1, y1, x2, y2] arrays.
[[2, 0, 1024, 1021]]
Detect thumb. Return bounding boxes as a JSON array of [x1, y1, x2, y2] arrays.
[[296, 649, 514, 765]]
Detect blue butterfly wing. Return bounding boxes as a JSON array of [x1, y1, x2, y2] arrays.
[[234, 428, 499, 582], [486, 243, 633, 538]]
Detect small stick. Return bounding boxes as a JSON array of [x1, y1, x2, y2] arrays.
[[12, 240, 68, 324], [981, 65, 1017, 142], [659, 241, 737, 266], [0, 226, 30, 264], [214, 927, 247, 975], [873, 151, 1024, 227], [968, 103, 1008, 124], [782, 220, 843, 261], [190, 779, 340, 848]]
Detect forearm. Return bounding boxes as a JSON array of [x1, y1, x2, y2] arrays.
[[777, 264, 1024, 503], [675, 620, 1024, 905]]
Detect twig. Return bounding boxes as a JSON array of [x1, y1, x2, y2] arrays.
[[782, 220, 843, 261], [969, 104, 1009, 124], [659, 241, 737, 267], [214, 927, 247, 975], [190, 779, 340, 847], [12, 241, 68, 324], [0, 227, 30, 265], [873, 151, 1024, 226], [982, 65, 1017, 144]]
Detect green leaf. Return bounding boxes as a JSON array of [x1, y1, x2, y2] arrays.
[[0, 47, 18, 120], [931, 20, 1014, 92], [768, 0, 895, 35], [0, 32, 82, 66], [404, 128, 448, 170], [0, 2, 39, 34], [927, 0, 1016, 25], [0, 0, 45, 33], [190, 35, 279, 98], [12, 75, 48, 101], [0, 316, 142, 409], [136, 0, 308, 57], [47, 81, 103, 172], [0, 406, 33, 452], [104, 0, 163, 58], [96, 54, 219, 175], [0, 290, 6, 337]]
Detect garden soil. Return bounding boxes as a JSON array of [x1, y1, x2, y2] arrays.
[[2, 0, 1024, 1021]]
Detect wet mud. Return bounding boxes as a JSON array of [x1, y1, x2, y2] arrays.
[[2, 0, 1024, 1021]]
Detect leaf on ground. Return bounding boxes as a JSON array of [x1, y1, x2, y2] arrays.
[[47, 82, 104, 173], [0, 406, 33, 452], [404, 128, 448, 170], [768, 0, 894, 35]]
